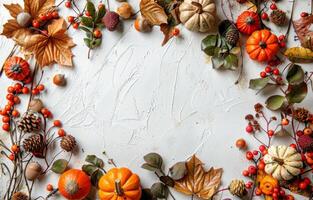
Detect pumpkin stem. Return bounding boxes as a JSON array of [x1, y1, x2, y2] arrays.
[[191, 2, 203, 14], [259, 41, 267, 49], [115, 179, 124, 196], [11, 64, 22, 74], [273, 157, 284, 165], [245, 17, 255, 25]]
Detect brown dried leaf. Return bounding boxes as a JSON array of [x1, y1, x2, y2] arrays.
[[21, 18, 75, 67], [174, 155, 223, 199], [4, 4, 23, 18], [24, 0, 55, 19], [140, 0, 168, 26], [160, 24, 174, 46], [293, 15, 313, 50]]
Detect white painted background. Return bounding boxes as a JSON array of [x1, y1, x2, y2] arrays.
[[0, 0, 311, 199]]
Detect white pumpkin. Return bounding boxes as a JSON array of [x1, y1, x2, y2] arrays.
[[179, 0, 216, 33], [264, 145, 303, 181]]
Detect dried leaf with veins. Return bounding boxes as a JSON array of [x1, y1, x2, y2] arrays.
[[24, 0, 55, 19], [160, 24, 174, 46], [174, 155, 223, 199], [20, 18, 75, 67], [293, 15, 313, 50], [140, 0, 168, 26]]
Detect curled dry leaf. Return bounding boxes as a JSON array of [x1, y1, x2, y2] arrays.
[[140, 0, 168, 26], [293, 15, 313, 50], [174, 155, 223, 199], [284, 47, 313, 63], [19, 18, 75, 67], [160, 24, 175, 46]]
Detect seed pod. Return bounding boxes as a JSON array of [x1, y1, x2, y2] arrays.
[[134, 15, 152, 32], [16, 12, 32, 27], [25, 162, 42, 180], [117, 3, 133, 19], [53, 74, 66, 86], [29, 99, 44, 112]]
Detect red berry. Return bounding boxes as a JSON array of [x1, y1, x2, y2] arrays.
[[58, 129, 66, 137], [46, 184, 54, 191], [282, 118, 289, 126], [242, 170, 249, 176], [65, 1, 71, 8], [2, 123, 10, 131], [259, 145, 266, 151], [7, 86, 15, 93], [272, 192, 278, 198], [255, 188, 262, 196], [246, 151, 254, 160], [37, 84, 45, 91], [245, 183, 252, 188], [52, 11, 59, 18], [279, 41, 286, 48], [289, 143, 297, 149], [6, 94, 14, 101], [39, 14, 47, 21], [279, 189, 285, 196], [304, 177, 311, 184], [172, 28, 180, 36], [11, 144, 19, 153], [85, 11, 91, 16], [265, 66, 272, 73], [41, 108, 49, 115], [14, 96, 20, 104], [2, 116, 10, 123], [32, 88, 39, 95], [246, 125, 253, 133], [68, 16, 75, 23], [299, 182, 308, 190], [278, 35, 286, 41], [53, 120, 62, 127], [93, 29, 102, 38], [261, 12, 269, 20], [32, 20, 40, 28], [73, 23, 79, 29], [248, 165, 257, 175], [273, 68, 280, 75], [22, 87, 30, 94], [301, 12, 309, 17], [12, 110, 19, 118], [258, 161, 265, 170], [8, 153, 15, 161], [14, 83, 22, 91], [268, 130, 274, 137], [297, 130, 304, 136], [253, 150, 258, 155], [260, 71, 267, 78], [270, 3, 277, 10]]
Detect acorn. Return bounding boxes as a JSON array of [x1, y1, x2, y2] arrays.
[[53, 74, 66, 86], [25, 162, 42, 181], [103, 11, 120, 31], [16, 12, 32, 27], [29, 99, 44, 112], [134, 15, 152, 32], [117, 3, 133, 19]]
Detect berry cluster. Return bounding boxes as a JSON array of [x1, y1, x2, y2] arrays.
[[32, 10, 59, 29]]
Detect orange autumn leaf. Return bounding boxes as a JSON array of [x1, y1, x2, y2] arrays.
[[21, 18, 75, 67], [24, 0, 55, 20], [174, 155, 223, 199], [3, 4, 23, 18]]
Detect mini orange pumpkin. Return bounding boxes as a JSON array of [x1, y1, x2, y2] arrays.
[[4, 56, 31, 82], [58, 169, 91, 200], [259, 174, 278, 195], [236, 11, 260, 35], [246, 29, 279, 62], [98, 167, 142, 200]]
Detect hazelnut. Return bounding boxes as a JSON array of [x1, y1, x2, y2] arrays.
[[16, 12, 32, 27], [25, 162, 42, 181], [53, 74, 66, 86], [117, 3, 133, 19], [29, 99, 44, 112]]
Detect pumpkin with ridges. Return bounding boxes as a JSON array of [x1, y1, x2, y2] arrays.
[[4, 56, 31, 82], [236, 11, 260, 35]]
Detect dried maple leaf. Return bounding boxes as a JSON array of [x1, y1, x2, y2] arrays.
[[20, 18, 75, 67], [293, 15, 313, 50], [174, 155, 223, 199], [1, 0, 54, 40], [160, 24, 175, 46], [140, 0, 168, 26]]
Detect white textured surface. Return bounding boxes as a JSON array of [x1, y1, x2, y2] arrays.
[[0, 0, 311, 199]]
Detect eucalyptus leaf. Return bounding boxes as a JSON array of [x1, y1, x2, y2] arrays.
[[275, 128, 290, 137], [265, 95, 285, 111], [286, 82, 308, 103], [80, 16, 94, 28], [201, 35, 218, 56], [84, 38, 92, 48], [82, 164, 98, 176], [90, 169, 103, 186], [96, 5, 106, 23], [85, 155, 104, 168], [143, 153, 163, 169], [286, 64, 305, 85], [150, 182, 168, 199], [141, 163, 160, 172], [249, 77, 270, 90], [86, 1, 96, 19], [141, 188, 157, 200], [169, 161, 187, 180], [51, 159, 68, 174], [212, 56, 224, 69], [223, 54, 238, 70]]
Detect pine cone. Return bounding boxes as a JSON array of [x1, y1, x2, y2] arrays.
[[225, 27, 239, 46], [60, 135, 76, 152], [23, 134, 45, 157], [298, 135, 313, 152], [18, 112, 41, 133], [294, 108, 310, 122], [270, 9, 287, 26], [229, 179, 247, 198], [12, 192, 28, 200]]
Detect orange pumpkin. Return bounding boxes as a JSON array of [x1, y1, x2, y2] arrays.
[[98, 167, 142, 200], [4, 56, 31, 82], [236, 11, 260, 35], [259, 174, 278, 195], [246, 29, 279, 62], [58, 169, 91, 200]]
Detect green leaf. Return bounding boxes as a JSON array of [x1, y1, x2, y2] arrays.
[[286, 82, 308, 103], [143, 153, 163, 169], [90, 169, 103, 187], [96, 23, 105, 29], [82, 164, 98, 176], [96, 5, 106, 23], [79, 26, 92, 33], [141, 189, 157, 200], [249, 77, 270, 90], [84, 38, 92, 48], [86, 1, 96, 19], [286, 64, 305, 85], [169, 162, 187, 181], [51, 159, 68, 174], [91, 38, 102, 48], [150, 183, 168, 199], [201, 35, 218, 56], [85, 155, 104, 168], [223, 54, 238, 70], [80, 16, 93, 28], [265, 95, 285, 111], [141, 163, 160, 172]]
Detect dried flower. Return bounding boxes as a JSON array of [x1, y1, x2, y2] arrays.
[[245, 114, 254, 121], [12, 192, 28, 200], [298, 135, 313, 152], [254, 103, 263, 113], [293, 108, 310, 123]]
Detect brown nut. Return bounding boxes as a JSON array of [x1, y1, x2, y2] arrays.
[[117, 2, 133, 19], [25, 162, 42, 181], [16, 12, 32, 27], [53, 74, 66, 86], [134, 15, 152, 32], [29, 99, 44, 112]]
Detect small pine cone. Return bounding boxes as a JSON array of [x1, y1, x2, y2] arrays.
[[225, 28, 239, 46], [270, 9, 287, 26], [229, 179, 247, 198], [294, 108, 310, 122], [60, 135, 76, 152], [23, 134, 45, 157], [12, 192, 28, 200], [298, 135, 313, 152], [18, 112, 41, 133]]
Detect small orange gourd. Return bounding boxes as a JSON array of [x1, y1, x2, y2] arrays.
[[4, 56, 31, 82], [58, 169, 91, 200], [98, 167, 142, 200], [246, 29, 279, 62], [259, 174, 278, 195], [236, 11, 260, 35]]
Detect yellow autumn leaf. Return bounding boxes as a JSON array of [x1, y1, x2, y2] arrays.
[[284, 47, 313, 63]]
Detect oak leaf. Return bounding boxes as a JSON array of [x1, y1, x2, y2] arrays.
[[140, 0, 168, 26], [20, 18, 75, 67], [293, 15, 313, 50], [174, 155, 223, 199]]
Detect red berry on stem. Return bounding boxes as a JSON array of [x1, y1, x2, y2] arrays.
[[297, 130, 304, 136], [268, 130, 274, 137], [32, 88, 39, 95], [46, 184, 54, 191], [255, 188, 262, 196], [8, 153, 15, 161], [282, 118, 289, 125], [261, 12, 269, 20], [93, 29, 102, 38], [246, 151, 254, 160], [301, 12, 309, 17], [3, 123, 10, 131], [290, 143, 297, 149], [73, 23, 79, 29], [65, 1, 71, 8], [265, 66, 272, 73], [270, 3, 277, 10], [253, 150, 258, 155], [248, 165, 257, 174], [7, 86, 15, 93], [58, 129, 66, 137], [68, 16, 75, 23], [299, 182, 308, 190], [273, 68, 280, 75], [259, 145, 266, 151], [12, 110, 19, 118], [258, 161, 265, 170], [37, 84, 45, 91], [32, 20, 40, 28], [172, 28, 180, 36], [22, 87, 30, 94], [242, 170, 249, 176], [278, 35, 286, 41], [279, 42, 286, 48], [246, 125, 253, 133], [2, 116, 10, 123], [52, 11, 59, 18], [53, 120, 62, 127], [260, 71, 267, 78], [304, 177, 311, 184]]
